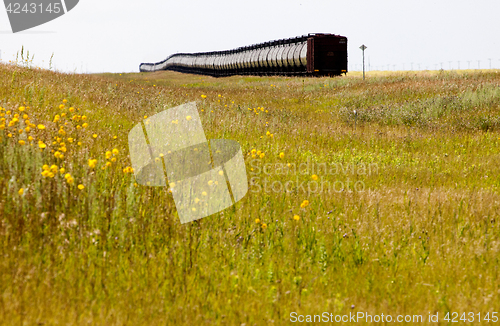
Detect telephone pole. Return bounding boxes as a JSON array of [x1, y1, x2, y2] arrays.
[[359, 44, 367, 80]]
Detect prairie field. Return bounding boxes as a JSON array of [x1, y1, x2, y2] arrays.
[[1, 62, 500, 325]]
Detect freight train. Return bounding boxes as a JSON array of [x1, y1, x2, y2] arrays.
[[139, 33, 347, 77]]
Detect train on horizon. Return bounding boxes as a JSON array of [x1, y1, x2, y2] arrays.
[[139, 33, 348, 77]]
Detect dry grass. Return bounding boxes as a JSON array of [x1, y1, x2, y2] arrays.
[[1, 61, 500, 325]]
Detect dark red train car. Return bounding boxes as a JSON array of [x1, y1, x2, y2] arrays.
[[307, 33, 348, 75]]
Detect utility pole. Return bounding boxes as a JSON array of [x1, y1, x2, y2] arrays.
[[458, 61, 460, 70], [489, 58, 492, 69], [448, 61, 452, 70], [359, 44, 367, 80], [467, 61, 471, 69], [478, 60, 480, 69]]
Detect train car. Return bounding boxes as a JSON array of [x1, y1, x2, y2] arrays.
[[139, 33, 347, 77]]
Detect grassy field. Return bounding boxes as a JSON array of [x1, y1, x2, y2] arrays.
[[1, 61, 500, 325]]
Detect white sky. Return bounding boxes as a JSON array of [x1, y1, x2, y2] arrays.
[[0, 0, 499, 73]]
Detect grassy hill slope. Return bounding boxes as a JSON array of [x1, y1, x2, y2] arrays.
[[1, 63, 500, 325]]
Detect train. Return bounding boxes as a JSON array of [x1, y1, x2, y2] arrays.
[[139, 33, 348, 77]]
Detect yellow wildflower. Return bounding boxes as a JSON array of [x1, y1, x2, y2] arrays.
[[112, 148, 119, 155], [279, 152, 285, 159], [78, 184, 85, 190], [311, 175, 318, 181], [88, 159, 97, 169], [293, 215, 300, 221], [37, 124, 45, 130], [18, 188, 24, 195]]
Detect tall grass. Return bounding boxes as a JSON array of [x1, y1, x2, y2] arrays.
[[1, 63, 500, 325]]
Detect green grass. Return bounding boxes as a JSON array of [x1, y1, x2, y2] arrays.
[[1, 63, 500, 325]]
